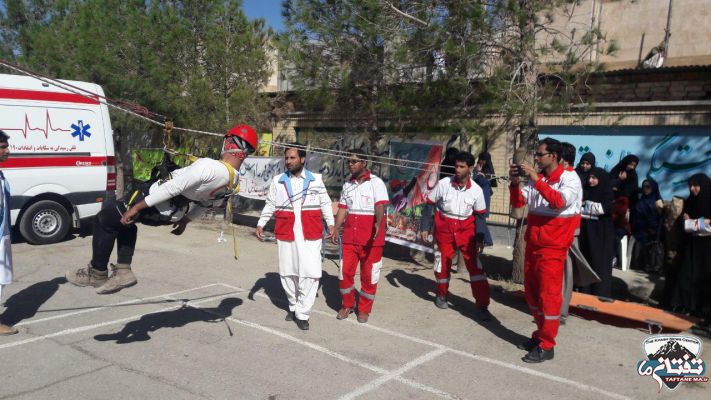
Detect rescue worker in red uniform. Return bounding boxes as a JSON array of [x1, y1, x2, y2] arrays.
[[332, 150, 389, 324], [509, 138, 582, 363], [420, 151, 493, 320]]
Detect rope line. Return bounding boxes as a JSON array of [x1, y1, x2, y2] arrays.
[[0, 59, 512, 181]]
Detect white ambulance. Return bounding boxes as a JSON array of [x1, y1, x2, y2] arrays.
[[0, 74, 116, 244]]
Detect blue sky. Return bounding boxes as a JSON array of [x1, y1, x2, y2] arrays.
[[243, 0, 284, 31]]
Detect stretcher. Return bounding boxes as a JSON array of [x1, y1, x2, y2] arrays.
[[512, 290, 700, 333], [568, 292, 699, 333]]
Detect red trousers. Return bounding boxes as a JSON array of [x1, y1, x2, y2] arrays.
[[339, 243, 383, 314], [435, 238, 490, 307], [524, 244, 567, 350]]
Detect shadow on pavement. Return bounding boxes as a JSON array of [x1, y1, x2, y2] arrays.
[[386, 269, 529, 347], [248, 270, 344, 314], [94, 298, 242, 344], [479, 253, 513, 281], [1, 277, 67, 326], [320, 270, 342, 312], [248, 272, 288, 312]]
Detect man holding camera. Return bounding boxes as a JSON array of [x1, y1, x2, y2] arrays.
[[509, 138, 582, 363]]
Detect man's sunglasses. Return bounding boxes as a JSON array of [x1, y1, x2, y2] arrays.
[[534, 152, 551, 157]]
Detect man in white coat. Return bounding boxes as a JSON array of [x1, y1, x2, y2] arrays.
[[256, 145, 334, 330], [0, 130, 18, 335]]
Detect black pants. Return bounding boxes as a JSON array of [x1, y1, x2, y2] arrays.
[[90, 198, 138, 271]]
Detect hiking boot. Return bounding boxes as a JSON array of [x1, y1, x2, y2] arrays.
[[516, 337, 540, 351], [0, 324, 18, 336], [434, 296, 448, 309], [295, 318, 310, 330], [285, 311, 295, 322], [475, 306, 493, 322], [96, 264, 137, 294], [66, 264, 108, 288], [357, 313, 369, 323], [522, 346, 554, 363], [336, 308, 353, 320]]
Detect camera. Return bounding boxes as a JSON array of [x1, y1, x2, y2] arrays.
[[516, 164, 528, 177]]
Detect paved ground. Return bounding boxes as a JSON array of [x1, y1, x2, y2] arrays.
[[0, 220, 709, 400]]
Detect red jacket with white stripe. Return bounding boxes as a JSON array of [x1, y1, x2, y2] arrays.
[[338, 172, 389, 246], [510, 165, 582, 250], [258, 170, 334, 241], [426, 176, 487, 246]]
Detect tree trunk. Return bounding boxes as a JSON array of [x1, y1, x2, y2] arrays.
[[511, 210, 527, 284], [510, 0, 539, 284]]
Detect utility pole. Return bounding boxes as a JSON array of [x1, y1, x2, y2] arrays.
[[661, 0, 673, 65]]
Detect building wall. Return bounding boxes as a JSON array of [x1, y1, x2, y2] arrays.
[[541, 0, 711, 70], [273, 63, 711, 226], [600, 0, 711, 69]]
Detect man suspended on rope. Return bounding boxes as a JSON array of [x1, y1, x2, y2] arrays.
[[65, 124, 258, 294]]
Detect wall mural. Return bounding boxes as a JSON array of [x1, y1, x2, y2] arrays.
[[542, 126, 711, 199]]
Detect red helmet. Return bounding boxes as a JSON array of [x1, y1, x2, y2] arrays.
[[224, 124, 258, 154]]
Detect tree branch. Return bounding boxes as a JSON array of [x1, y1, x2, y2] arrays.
[[382, 1, 429, 27]]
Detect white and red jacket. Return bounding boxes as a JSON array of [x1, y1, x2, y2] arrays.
[[143, 158, 238, 221], [565, 166, 583, 231], [510, 165, 582, 250], [338, 171, 389, 247], [425, 176, 487, 245], [258, 169, 334, 241]]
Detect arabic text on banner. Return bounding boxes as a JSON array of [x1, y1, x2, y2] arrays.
[[237, 156, 285, 200]]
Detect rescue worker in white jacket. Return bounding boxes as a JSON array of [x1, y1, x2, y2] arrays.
[[0, 130, 18, 335], [256, 145, 334, 331], [66, 124, 258, 295]]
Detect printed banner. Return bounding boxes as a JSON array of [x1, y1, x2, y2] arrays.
[[237, 155, 324, 200], [131, 148, 191, 182], [257, 133, 273, 157], [237, 156, 285, 200], [385, 139, 442, 253]]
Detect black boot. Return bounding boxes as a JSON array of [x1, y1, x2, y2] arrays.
[[516, 338, 540, 351], [522, 346, 554, 363], [295, 318, 310, 331]]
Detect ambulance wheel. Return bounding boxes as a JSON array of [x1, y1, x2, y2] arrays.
[[19, 200, 71, 245]]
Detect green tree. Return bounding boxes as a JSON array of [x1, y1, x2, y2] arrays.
[[282, 0, 617, 281], [0, 0, 273, 156]]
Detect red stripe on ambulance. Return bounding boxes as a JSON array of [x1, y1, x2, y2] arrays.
[[0, 88, 100, 105], [0, 156, 108, 168]]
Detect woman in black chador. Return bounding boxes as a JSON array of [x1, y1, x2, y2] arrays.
[[579, 167, 615, 297], [671, 173, 711, 319]]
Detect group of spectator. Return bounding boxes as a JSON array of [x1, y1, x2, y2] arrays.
[[565, 150, 710, 321], [442, 144, 711, 323]]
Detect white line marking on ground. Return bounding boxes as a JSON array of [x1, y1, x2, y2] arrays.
[[337, 349, 448, 400], [16, 283, 223, 327], [219, 283, 632, 400], [181, 301, 458, 400], [0, 292, 238, 351], [448, 349, 630, 400]]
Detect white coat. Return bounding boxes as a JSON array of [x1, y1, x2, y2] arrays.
[[0, 172, 13, 296], [258, 171, 334, 278]]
